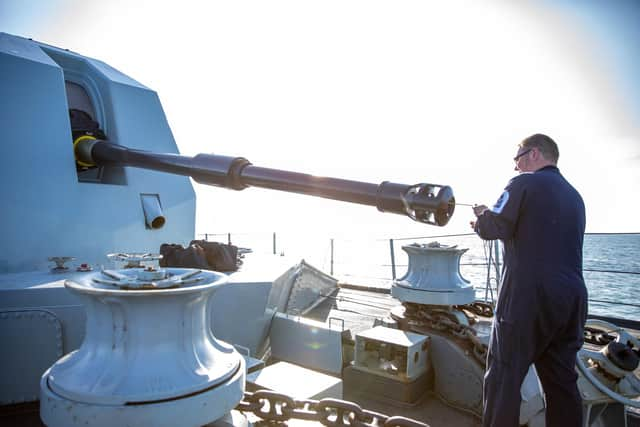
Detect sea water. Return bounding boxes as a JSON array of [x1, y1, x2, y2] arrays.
[[204, 232, 640, 320]]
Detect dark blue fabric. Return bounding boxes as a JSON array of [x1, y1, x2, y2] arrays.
[[475, 166, 588, 427]]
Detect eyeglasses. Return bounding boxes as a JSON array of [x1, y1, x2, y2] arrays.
[[513, 148, 532, 162]]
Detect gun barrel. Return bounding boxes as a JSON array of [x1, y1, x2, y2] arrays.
[[77, 140, 455, 226], [241, 165, 379, 205]]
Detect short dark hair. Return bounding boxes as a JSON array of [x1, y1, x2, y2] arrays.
[[520, 133, 559, 164]]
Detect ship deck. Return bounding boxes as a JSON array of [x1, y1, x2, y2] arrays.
[[303, 285, 481, 427], [3, 284, 639, 427], [301, 283, 640, 427]]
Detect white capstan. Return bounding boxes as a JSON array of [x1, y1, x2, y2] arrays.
[[40, 267, 245, 427]]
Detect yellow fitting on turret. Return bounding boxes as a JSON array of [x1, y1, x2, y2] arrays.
[[73, 135, 97, 167]]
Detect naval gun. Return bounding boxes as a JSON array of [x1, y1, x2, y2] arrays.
[[0, 32, 454, 275], [74, 138, 455, 228], [0, 32, 458, 426]]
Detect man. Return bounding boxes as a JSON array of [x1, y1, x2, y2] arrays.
[[472, 134, 588, 427]]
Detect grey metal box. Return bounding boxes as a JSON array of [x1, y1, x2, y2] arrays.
[[343, 364, 433, 405], [353, 326, 430, 381]]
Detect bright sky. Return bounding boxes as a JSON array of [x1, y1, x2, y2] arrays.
[[2, 0, 639, 237]]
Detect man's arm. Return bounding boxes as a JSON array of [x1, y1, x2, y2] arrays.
[[474, 209, 516, 240], [472, 177, 523, 240]]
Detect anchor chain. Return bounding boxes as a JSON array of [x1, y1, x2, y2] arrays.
[[236, 390, 429, 427], [458, 301, 494, 318], [397, 303, 622, 366], [398, 303, 492, 366], [583, 326, 616, 346]]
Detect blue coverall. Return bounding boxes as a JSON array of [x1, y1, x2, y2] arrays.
[[474, 166, 588, 427]]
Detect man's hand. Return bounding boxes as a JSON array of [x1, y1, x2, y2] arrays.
[[473, 204, 488, 217], [470, 204, 488, 230]]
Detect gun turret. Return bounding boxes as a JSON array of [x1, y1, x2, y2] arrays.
[[75, 138, 455, 227], [0, 32, 456, 274]]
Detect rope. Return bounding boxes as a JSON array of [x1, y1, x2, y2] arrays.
[[482, 239, 496, 302], [382, 232, 476, 242]]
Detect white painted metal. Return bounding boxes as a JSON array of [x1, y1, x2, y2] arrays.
[[270, 312, 345, 375], [391, 242, 475, 305], [519, 366, 546, 426], [425, 328, 545, 423], [95, 267, 202, 289], [0, 33, 195, 275], [246, 361, 342, 400], [107, 252, 164, 269], [427, 333, 485, 416], [140, 193, 166, 229], [267, 259, 338, 315], [576, 319, 640, 409], [211, 253, 300, 359], [353, 326, 430, 381], [0, 310, 63, 404], [40, 360, 245, 427], [40, 268, 245, 427], [1, 254, 283, 406]]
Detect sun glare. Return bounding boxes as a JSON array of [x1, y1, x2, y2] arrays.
[[3, 0, 638, 234]]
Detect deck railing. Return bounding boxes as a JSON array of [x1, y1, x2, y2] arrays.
[[197, 231, 640, 317]]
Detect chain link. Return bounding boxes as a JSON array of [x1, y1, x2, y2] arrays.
[[236, 303, 490, 426], [236, 391, 429, 427], [584, 327, 616, 345], [398, 302, 614, 366], [399, 304, 489, 366], [459, 301, 494, 318]]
